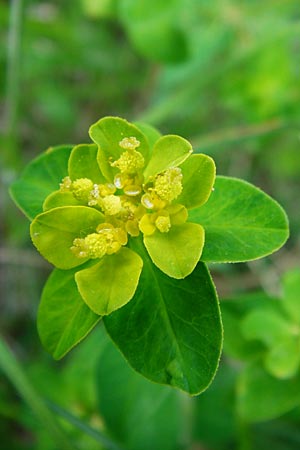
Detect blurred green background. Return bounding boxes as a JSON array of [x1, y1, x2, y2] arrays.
[[1, 1, 300, 449]]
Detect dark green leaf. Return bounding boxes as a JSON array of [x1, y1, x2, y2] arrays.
[[96, 328, 182, 450], [190, 176, 289, 262], [38, 267, 101, 360], [104, 238, 222, 395], [10, 145, 73, 220]]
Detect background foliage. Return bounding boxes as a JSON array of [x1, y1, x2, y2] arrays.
[[1, 0, 300, 449]]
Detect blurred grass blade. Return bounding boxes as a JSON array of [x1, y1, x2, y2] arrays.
[[46, 399, 124, 450], [0, 336, 75, 450]]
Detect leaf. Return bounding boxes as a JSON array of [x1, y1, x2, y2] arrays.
[[10, 145, 73, 220], [265, 337, 300, 379], [143, 135, 192, 180], [37, 267, 101, 360], [237, 362, 300, 422], [143, 222, 204, 279], [133, 121, 162, 149], [241, 309, 292, 348], [89, 116, 150, 181], [189, 176, 289, 262], [282, 269, 300, 325], [104, 238, 222, 395], [75, 247, 143, 315], [96, 328, 182, 450], [177, 154, 216, 210], [30, 206, 104, 269], [43, 191, 83, 211], [68, 143, 106, 183]]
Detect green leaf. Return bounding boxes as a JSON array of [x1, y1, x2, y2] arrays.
[[241, 309, 292, 348], [43, 191, 83, 211], [37, 267, 101, 360], [96, 328, 182, 450], [30, 206, 104, 269], [265, 337, 300, 379], [68, 143, 106, 183], [237, 362, 300, 421], [282, 269, 300, 325], [75, 247, 143, 315], [10, 145, 72, 220], [143, 135, 192, 180], [177, 154, 216, 210], [133, 121, 162, 149], [104, 238, 222, 395], [189, 176, 289, 262], [89, 116, 150, 181], [144, 223, 204, 279]]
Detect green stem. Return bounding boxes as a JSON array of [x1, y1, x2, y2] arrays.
[[0, 336, 76, 450], [4, 0, 23, 169]]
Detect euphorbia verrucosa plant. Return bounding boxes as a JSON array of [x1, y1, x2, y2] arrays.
[[10, 116, 289, 395]]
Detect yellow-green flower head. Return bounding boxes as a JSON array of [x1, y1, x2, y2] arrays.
[[30, 116, 216, 319]]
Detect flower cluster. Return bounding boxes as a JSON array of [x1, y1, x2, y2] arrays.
[[30, 117, 216, 315]]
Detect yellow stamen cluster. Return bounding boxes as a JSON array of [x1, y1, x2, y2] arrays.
[[71, 223, 127, 259], [68, 135, 189, 260], [154, 168, 183, 202]]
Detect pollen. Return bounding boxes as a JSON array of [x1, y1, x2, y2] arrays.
[[71, 233, 107, 259], [119, 136, 140, 150], [72, 178, 94, 202], [110, 150, 145, 174], [155, 215, 171, 233], [59, 176, 72, 192], [100, 195, 122, 215], [154, 168, 183, 202]]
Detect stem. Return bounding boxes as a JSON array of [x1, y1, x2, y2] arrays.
[[3, 0, 23, 169], [0, 336, 76, 450]]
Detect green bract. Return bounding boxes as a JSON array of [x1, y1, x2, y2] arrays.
[[10, 116, 289, 395]]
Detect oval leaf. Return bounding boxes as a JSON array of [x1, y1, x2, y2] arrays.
[[96, 329, 182, 450], [89, 116, 150, 182], [30, 206, 104, 269], [189, 176, 289, 262], [10, 145, 72, 220], [75, 247, 143, 315], [104, 238, 222, 395], [237, 362, 300, 421], [38, 267, 101, 360], [144, 223, 204, 279], [177, 154, 216, 210], [143, 135, 192, 180], [43, 190, 83, 211], [68, 143, 106, 183]]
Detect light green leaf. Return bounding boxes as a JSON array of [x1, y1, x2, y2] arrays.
[[189, 176, 289, 262], [265, 337, 300, 379], [282, 269, 300, 325], [89, 116, 150, 181], [68, 143, 106, 183], [177, 154, 216, 209], [133, 121, 162, 149], [37, 267, 101, 360], [30, 206, 104, 269], [143, 135, 192, 180], [96, 328, 182, 450], [43, 191, 83, 211], [144, 222, 204, 279], [104, 238, 222, 395], [10, 145, 72, 220], [237, 362, 300, 421], [75, 247, 143, 315], [241, 309, 292, 348]]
